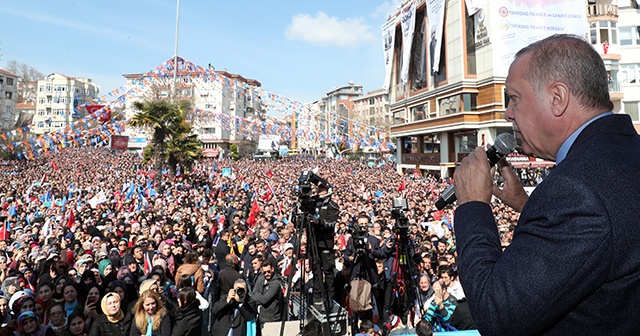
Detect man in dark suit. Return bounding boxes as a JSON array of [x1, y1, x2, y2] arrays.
[[211, 278, 257, 336], [453, 34, 640, 334], [214, 229, 231, 270]]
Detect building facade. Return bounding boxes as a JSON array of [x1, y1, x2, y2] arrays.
[[122, 59, 263, 156], [0, 69, 19, 131], [388, 0, 637, 178], [32, 73, 99, 135]]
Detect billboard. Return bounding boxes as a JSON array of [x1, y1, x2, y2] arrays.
[[257, 135, 280, 152], [111, 135, 129, 151]]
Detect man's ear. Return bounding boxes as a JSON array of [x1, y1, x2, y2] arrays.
[[549, 81, 569, 118]]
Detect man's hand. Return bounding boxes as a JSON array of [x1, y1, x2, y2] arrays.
[[227, 289, 236, 303], [493, 161, 528, 212], [454, 147, 494, 205]]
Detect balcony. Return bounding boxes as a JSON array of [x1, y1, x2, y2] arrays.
[[609, 80, 624, 100], [587, 4, 618, 18]]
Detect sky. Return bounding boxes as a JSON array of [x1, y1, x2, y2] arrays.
[[0, 0, 404, 109]]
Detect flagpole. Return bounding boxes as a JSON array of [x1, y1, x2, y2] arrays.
[[172, 0, 181, 100]]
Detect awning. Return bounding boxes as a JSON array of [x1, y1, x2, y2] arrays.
[[203, 148, 220, 158]]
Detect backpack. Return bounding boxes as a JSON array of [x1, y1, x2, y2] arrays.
[[349, 278, 373, 312]]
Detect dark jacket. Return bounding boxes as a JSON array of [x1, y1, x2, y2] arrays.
[[250, 273, 283, 323], [128, 313, 170, 336], [210, 297, 257, 336], [455, 114, 640, 335], [170, 301, 202, 336], [88, 313, 133, 336]]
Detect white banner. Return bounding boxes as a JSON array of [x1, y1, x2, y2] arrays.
[[382, 18, 397, 91], [400, 0, 417, 84], [427, 0, 446, 75], [490, 0, 586, 76]]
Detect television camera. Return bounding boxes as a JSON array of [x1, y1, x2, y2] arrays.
[[298, 170, 332, 215]]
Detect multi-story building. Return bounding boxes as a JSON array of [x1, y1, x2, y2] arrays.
[[32, 73, 99, 135], [122, 58, 262, 156], [0, 69, 19, 131], [351, 89, 392, 131], [316, 82, 364, 151], [617, 0, 640, 118], [387, 0, 637, 178]]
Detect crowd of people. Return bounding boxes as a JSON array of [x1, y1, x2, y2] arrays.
[[0, 147, 548, 336]]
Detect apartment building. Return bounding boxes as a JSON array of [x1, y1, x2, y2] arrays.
[[122, 57, 262, 156], [387, 0, 636, 178], [32, 73, 99, 135], [0, 69, 19, 131]]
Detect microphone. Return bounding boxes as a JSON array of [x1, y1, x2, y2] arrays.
[[435, 133, 517, 210]]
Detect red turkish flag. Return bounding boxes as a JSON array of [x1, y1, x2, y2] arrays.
[[246, 198, 260, 228]]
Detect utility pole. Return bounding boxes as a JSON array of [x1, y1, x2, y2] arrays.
[[172, 0, 181, 101]]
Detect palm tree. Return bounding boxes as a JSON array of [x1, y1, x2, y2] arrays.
[[166, 133, 203, 177], [128, 100, 184, 182]]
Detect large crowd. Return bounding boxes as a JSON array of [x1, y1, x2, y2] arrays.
[[0, 147, 549, 336]]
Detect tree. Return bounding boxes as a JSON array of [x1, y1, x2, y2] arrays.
[[128, 100, 186, 183], [5, 60, 44, 83], [230, 144, 239, 161]]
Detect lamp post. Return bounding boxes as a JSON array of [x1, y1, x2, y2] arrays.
[[172, 0, 181, 100]]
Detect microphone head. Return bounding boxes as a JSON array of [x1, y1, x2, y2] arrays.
[[494, 133, 517, 155]]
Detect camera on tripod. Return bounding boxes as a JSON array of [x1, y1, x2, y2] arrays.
[[391, 198, 409, 234], [298, 170, 331, 215], [352, 226, 368, 254]]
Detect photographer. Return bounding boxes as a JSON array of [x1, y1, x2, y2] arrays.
[[308, 183, 339, 311], [210, 278, 257, 336], [344, 214, 393, 320]]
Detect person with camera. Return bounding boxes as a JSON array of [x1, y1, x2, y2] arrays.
[[307, 183, 339, 312], [210, 279, 257, 336], [344, 214, 392, 322]]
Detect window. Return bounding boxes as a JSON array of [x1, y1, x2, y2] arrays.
[[422, 134, 440, 153], [462, 93, 478, 111], [624, 102, 639, 121], [6, 78, 13, 86], [465, 6, 477, 75], [620, 27, 633, 45], [37, 109, 45, 116], [439, 95, 460, 115], [411, 105, 426, 122], [410, 10, 427, 91], [591, 21, 618, 44], [457, 134, 477, 154], [620, 64, 640, 83], [5, 92, 12, 99]]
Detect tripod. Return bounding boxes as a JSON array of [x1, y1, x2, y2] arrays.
[[280, 203, 335, 336], [392, 230, 424, 327]]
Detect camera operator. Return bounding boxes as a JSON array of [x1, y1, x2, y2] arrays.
[[211, 278, 258, 336], [309, 183, 340, 311], [344, 214, 393, 320]]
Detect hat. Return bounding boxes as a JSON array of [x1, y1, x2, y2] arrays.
[[283, 243, 294, 251], [123, 254, 136, 266]]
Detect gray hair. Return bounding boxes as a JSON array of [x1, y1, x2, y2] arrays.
[[515, 34, 613, 112]]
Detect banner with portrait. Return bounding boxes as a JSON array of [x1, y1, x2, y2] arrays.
[[400, 0, 417, 84], [382, 18, 397, 91], [427, 0, 446, 75]]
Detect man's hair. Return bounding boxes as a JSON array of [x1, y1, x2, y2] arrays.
[[359, 319, 374, 332], [416, 318, 434, 336], [515, 34, 613, 112]]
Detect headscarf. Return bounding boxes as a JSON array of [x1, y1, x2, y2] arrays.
[[101, 292, 124, 323], [98, 259, 112, 277], [16, 311, 38, 335], [138, 279, 158, 295]]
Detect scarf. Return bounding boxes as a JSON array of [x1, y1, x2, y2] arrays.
[[64, 301, 78, 317], [146, 316, 154, 336], [105, 310, 124, 324]]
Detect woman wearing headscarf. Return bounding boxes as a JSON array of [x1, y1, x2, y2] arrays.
[[61, 283, 79, 318], [129, 290, 169, 336], [14, 311, 56, 336], [2, 277, 20, 300], [173, 251, 203, 295], [87, 293, 132, 336], [98, 260, 116, 291]]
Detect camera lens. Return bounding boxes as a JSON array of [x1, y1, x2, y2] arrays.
[[235, 287, 246, 297]]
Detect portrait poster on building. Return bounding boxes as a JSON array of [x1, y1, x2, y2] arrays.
[[490, 0, 586, 76], [382, 18, 397, 91], [427, 0, 446, 75], [400, 0, 417, 84]]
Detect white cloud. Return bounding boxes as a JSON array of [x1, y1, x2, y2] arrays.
[[284, 11, 375, 47], [372, 0, 405, 20]]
